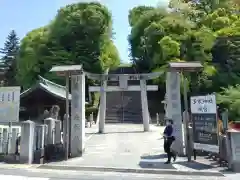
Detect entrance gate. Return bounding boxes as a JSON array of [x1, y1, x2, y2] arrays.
[[105, 76, 143, 123], [50, 62, 202, 160], [88, 73, 160, 126], [105, 91, 143, 123]]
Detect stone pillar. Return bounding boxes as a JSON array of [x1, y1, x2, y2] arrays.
[[182, 111, 189, 155], [166, 71, 184, 155], [9, 127, 20, 154], [39, 125, 46, 149], [0, 128, 3, 153], [89, 113, 94, 127], [20, 120, 35, 164], [35, 124, 45, 164], [165, 73, 171, 119], [99, 79, 107, 133], [3, 128, 8, 153], [71, 73, 85, 157], [55, 120, 61, 144], [33, 127, 37, 151], [63, 115, 67, 149], [43, 125, 48, 146], [44, 117, 56, 145], [35, 124, 47, 149], [7, 125, 12, 154], [227, 131, 240, 172], [140, 79, 150, 131]]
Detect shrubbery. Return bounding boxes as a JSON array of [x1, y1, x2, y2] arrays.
[[217, 85, 240, 122]]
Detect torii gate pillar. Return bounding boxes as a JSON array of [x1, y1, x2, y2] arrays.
[[99, 79, 107, 133], [87, 72, 162, 133], [140, 79, 150, 131]]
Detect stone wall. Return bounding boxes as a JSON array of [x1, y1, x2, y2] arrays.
[[0, 117, 65, 164]]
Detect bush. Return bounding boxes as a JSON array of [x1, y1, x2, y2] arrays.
[[85, 106, 98, 119], [217, 85, 240, 122]]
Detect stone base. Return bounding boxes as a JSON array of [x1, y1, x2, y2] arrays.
[[44, 144, 65, 163], [33, 148, 45, 164], [4, 154, 20, 164], [231, 161, 240, 172], [70, 148, 85, 158], [20, 156, 32, 164]]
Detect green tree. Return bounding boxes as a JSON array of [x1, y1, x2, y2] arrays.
[[128, 7, 192, 72], [128, 0, 240, 96], [217, 85, 240, 122], [128, 6, 155, 27], [17, 2, 120, 89], [0, 30, 20, 86], [48, 2, 118, 73], [17, 27, 51, 89]]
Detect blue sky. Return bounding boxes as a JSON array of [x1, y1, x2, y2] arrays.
[[0, 0, 168, 62]]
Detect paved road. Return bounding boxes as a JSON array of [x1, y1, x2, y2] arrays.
[[0, 168, 227, 180], [51, 124, 166, 169], [49, 124, 226, 174]]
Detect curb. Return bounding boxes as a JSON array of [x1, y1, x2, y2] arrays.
[[0, 164, 40, 169], [37, 165, 224, 177]]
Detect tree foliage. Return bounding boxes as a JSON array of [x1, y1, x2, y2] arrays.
[[17, 2, 120, 89], [128, 0, 240, 93], [217, 85, 240, 121], [0, 30, 20, 86], [128, 0, 240, 118]]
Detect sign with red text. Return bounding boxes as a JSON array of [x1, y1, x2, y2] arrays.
[[191, 94, 218, 153], [190, 95, 217, 114]]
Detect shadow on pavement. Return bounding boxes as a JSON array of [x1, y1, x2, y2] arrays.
[[89, 130, 145, 135], [139, 153, 176, 170], [139, 161, 176, 169], [219, 168, 235, 174], [175, 161, 216, 170], [141, 154, 167, 160]]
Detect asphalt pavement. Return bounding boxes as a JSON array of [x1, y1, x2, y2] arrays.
[[0, 168, 227, 180], [0, 124, 236, 179]]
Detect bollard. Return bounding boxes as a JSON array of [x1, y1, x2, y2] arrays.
[[20, 120, 35, 164], [55, 120, 61, 144], [44, 118, 56, 145], [156, 113, 159, 126], [90, 113, 94, 127], [36, 125, 46, 164]]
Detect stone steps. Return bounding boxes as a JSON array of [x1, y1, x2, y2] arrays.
[[105, 66, 143, 124]]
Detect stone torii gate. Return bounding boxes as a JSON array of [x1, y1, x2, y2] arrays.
[[86, 72, 162, 133], [50, 62, 202, 158]]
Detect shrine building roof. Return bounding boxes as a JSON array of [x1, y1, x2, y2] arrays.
[[20, 76, 72, 100]]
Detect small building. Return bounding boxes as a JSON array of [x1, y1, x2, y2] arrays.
[[20, 76, 88, 123]]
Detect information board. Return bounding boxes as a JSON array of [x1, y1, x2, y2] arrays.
[[0, 86, 20, 123], [190, 94, 219, 153]]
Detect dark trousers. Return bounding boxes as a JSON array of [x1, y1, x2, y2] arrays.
[[164, 136, 176, 162]]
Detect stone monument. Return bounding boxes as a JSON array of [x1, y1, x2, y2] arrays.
[[165, 71, 184, 155], [70, 73, 85, 157]]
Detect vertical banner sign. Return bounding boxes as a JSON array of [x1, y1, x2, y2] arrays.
[[0, 87, 20, 123], [190, 94, 219, 153]]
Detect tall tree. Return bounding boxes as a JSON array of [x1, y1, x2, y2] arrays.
[[128, 0, 240, 95], [0, 30, 20, 86], [17, 2, 120, 89]]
